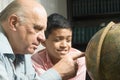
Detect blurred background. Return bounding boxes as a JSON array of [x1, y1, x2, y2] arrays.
[[1, 0, 120, 52]]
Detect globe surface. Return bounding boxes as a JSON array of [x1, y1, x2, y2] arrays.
[[85, 22, 120, 80]]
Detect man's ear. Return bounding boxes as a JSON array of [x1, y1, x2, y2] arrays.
[[8, 14, 18, 31]]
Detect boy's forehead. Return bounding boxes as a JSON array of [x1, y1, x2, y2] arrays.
[[51, 28, 72, 35], [52, 28, 71, 32]]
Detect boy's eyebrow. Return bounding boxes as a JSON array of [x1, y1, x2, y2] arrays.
[[54, 36, 72, 39]]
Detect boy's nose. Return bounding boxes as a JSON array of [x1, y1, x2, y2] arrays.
[[60, 41, 67, 47]]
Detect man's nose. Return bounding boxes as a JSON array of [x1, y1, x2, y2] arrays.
[[37, 31, 46, 43]]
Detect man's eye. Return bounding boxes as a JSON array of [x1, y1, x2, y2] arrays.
[[34, 26, 43, 33]]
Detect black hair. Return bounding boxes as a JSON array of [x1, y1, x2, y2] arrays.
[[45, 13, 72, 39]]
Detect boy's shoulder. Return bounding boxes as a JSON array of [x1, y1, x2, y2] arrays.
[[70, 48, 82, 53], [31, 49, 47, 61]]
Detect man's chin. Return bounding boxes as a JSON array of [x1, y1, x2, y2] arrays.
[[27, 49, 35, 54]]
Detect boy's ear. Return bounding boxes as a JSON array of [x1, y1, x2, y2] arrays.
[[8, 14, 18, 31]]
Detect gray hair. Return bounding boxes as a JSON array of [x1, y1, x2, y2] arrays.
[[0, 0, 28, 24]]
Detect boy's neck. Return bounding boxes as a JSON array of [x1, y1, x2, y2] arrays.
[[48, 55, 60, 65]]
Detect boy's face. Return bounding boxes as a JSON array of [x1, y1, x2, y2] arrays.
[[45, 28, 72, 59]]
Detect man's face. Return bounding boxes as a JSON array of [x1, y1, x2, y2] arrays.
[[13, 7, 47, 54], [45, 28, 72, 60]]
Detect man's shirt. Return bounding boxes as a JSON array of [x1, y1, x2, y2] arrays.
[[0, 25, 61, 80]]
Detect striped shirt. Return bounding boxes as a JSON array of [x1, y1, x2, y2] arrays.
[[32, 48, 86, 80]]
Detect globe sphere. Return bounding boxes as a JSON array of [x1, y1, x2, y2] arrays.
[[85, 22, 120, 80]]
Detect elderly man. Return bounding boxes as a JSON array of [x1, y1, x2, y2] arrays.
[[0, 0, 83, 80]]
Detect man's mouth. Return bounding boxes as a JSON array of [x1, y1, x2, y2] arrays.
[[32, 43, 39, 50]]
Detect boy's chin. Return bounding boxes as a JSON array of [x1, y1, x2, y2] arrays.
[[59, 55, 66, 59]]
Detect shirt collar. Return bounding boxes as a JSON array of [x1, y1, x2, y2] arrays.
[[0, 25, 15, 60], [45, 49, 54, 66]]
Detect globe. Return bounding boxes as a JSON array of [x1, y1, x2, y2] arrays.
[[85, 22, 120, 80]]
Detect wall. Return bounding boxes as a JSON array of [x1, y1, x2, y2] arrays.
[[0, 0, 67, 17], [38, 0, 67, 18], [0, 0, 13, 12]]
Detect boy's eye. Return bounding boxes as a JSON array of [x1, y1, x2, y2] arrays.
[[67, 39, 71, 42], [66, 37, 72, 42], [54, 38, 60, 42]]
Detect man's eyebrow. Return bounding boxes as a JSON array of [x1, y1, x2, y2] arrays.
[[34, 23, 47, 31], [33, 24, 40, 27], [33, 24, 42, 29]]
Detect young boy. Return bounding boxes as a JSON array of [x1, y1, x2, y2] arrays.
[[32, 13, 86, 80]]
